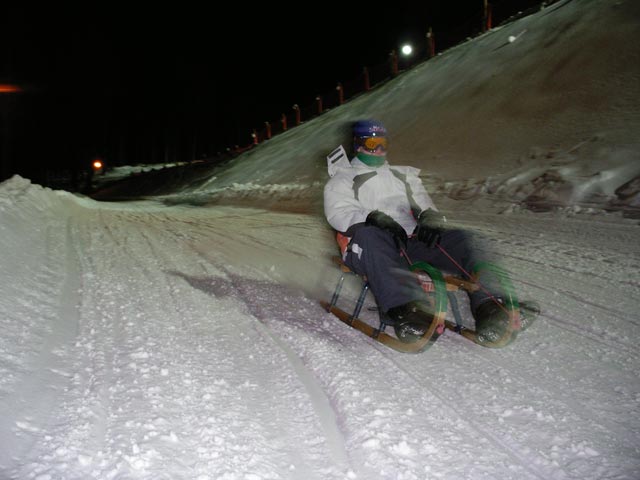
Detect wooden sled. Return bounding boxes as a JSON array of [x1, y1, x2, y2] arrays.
[[321, 255, 528, 352]]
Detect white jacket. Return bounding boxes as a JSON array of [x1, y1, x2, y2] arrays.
[[324, 157, 438, 235]]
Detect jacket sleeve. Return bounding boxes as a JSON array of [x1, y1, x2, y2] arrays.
[[405, 167, 438, 213], [323, 173, 369, 233]]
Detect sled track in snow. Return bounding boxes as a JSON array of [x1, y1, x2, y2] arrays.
[[371, 345, 555, 480], [498, 250, 630, 287], [224, 273, 353, 472], [539, 310, 640, 359], [374, 334, 639, 480], [514, 275, 639, 326], [443, 332, 638, 447], [506, 271, 640, 356], [187, 244, 353, 472]]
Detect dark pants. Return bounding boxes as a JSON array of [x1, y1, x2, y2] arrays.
[[344, 226, 504, 314]]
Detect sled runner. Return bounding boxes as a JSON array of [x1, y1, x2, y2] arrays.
[[321, 255, 539, 353]]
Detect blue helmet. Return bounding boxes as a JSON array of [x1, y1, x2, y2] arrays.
[[352, 119, 387, 139]]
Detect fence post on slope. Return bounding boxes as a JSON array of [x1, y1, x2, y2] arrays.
[[390, 50, 398, 76], [427, 27, 435, 58], [483, 0, 493, 31], [293, 104, 301, 125], [363, 67, 370, 91], [337, 83, 344, 105], [316, 95, 323, 114], [252, 129, 258, 145], [281, 113, 287, 131], [264, 121, 271, 139]]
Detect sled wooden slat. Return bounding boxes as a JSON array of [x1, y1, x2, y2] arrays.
[[320, 300, 442, 354]]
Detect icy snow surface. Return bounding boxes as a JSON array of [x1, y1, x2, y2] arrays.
[[1, 0, 640, 478]]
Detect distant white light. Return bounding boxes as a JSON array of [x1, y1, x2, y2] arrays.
[[401, 44, 413, 56], [508, 35, 516, 43]]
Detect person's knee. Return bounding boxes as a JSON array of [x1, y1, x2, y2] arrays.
[[346, 225, 399, 271], [351, 225, 396, 250]]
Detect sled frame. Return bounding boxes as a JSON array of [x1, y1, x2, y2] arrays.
[[322, 255, 522, 350]]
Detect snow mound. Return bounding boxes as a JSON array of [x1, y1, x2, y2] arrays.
[[433, 139, 640, 217]]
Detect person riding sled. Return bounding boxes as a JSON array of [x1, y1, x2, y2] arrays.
[[323, 119, 515, 344]]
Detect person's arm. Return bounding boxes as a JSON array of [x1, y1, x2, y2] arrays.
[[405, 167, 438, 213], [323, 175, 369, 234]]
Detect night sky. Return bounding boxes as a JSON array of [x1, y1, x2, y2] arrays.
[[0, 1, 542, 186]]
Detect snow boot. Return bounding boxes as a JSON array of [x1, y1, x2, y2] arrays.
[[473, 298, 509, 343], [387, 301, 434, 343]]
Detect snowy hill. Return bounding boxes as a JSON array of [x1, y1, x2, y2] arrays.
[[1, 0, 639, 479], [94, 0, 640, 218]]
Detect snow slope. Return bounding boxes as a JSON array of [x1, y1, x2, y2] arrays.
[[2, 174, 639, 479], [1, 0, 640, 478]]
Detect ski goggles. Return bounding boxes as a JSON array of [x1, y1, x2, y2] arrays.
[[356, 136, 388, 153]]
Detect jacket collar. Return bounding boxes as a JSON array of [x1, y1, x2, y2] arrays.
[[350, 157, 389, 169]]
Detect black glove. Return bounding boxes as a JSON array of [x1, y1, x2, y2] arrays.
[[415, 208, 447, 248], [366, 210, 408, 249]]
